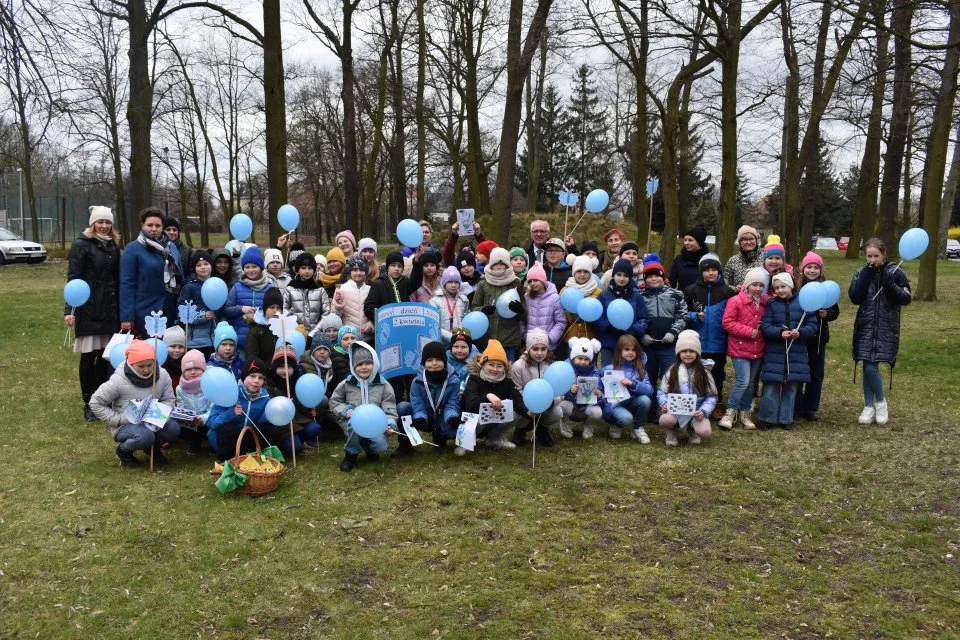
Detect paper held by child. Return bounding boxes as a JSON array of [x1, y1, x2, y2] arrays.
[[125, 398, 172, 431], [576, 376, 600, 405], [456, 208, 475, 235], [603, 370, 626, 402], [667, 393, 698, 416], [456, 412, 479, 451], [479, 400, 514, 424], [401, 415, 425, 446], [170, 405, 198, 422]]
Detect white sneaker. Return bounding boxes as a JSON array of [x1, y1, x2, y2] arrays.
[[874, 401, 889, 425], [630, 427, 651, 444], [719, 408, 737, 430], [453, 446, 467, 457], [582, 424, 594, 439], [609, 426, 622, 439], [665, 430, 679, 446], [688, 431, 702, 445], [739, 411, 756, 430], [487, 437, 517, 450], [858, 406, 876, 424], [559, 420, 574, 439]]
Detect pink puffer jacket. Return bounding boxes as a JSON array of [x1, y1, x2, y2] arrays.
[[721, 290, 766, 359], [331, 280, 370, 330]]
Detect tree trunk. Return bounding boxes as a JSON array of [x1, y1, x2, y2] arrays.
[[902, 119, 913, 229], [126, 0, 153, 215], [390, 3, 408, 232], [937, 119, 960, 257], [915, 0, 960, 300], [526, 30, 548, 212], [341, 3, 360, 234], [263, 0, 287, 243], [415, 0, 426, 219], [363, 43, 392, 238], [716, 0, 741, 262]]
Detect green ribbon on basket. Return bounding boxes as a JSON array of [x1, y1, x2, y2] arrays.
[[215, 461, 249, 494], [258, 445, 286, 463]]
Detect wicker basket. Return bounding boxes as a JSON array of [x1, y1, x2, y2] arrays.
[[210, 426, 287, 497]]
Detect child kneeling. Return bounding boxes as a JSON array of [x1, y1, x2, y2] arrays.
[[657, 330, 718, 446], [602, 335, 654, 444], [398, 341, 462, 451], [206, 358, 283, 462]]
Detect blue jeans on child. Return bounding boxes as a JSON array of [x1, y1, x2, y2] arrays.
[[861, 361, 885, 405], [115, 420, 181, 452], [645, 345, 675, 390], [609, 394, 652, 430], [795, 343, 826, 415], [343, 425, 390, 456], [759, 381, 798, 425], [728, 358, 762, 411]]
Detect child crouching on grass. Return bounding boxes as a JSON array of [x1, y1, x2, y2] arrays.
[[657, 330, 717, 446], [461, 339, 528, 455], [208, 321, 243, 379], [175, 349, 213, 455], [90, 340, 180, 468], [399, 341, 462, 452], [601, 334, 653, 444], [206, 358, 279, 463], [559, 337, 606, 439], [509, 328, 561, 447]]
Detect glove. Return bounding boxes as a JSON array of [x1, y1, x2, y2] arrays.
[[481, 305, 496, 316], [508, 300, 525, 317], [662, 333, 675, 344], [641, 335, 654, 346], [413, 417, 427, 431], [447, 416, 460, 431]]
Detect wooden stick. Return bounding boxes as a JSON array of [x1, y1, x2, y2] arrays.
[[280, 321, 297, 468], [151, 335, 158, 472], [646, 191, 655, 253], [531, 414, 538, 469]]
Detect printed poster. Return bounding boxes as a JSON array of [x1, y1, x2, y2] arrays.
[[375, 303, 441, 379]]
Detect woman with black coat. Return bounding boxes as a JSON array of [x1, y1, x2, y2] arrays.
[[64, 206, 121, 420]]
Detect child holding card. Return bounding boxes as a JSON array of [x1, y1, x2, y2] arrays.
[[601, 335, 653, 444], [176, 349, 213, 455], [461, 340, 528, 455], [509, 329, 561, 447], [657, 330, 717, 446], [399, 341, 462, 452], [90, 340, 180, 468], [559, 337, 606, 439]]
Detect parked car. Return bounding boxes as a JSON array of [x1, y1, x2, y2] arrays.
[[838, 236, 850, 251], [0, 228, 46, 265], [815, 237, 839, 250], [947, 239, 960, 260]]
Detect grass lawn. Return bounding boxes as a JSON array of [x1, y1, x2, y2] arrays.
[[0, 254, 958, 639]]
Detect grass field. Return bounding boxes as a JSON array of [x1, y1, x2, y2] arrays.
[[0, 254, 958, 639]]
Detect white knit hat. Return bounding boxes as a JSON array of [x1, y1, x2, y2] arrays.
[[263, 248, 283, 266], [675, 329, 701, 355], [568, 337, 601, 362], [314, 254, 327, 271], [162, 325, 186, 348], [743, 268, 767, 289], [358, 237, 377, 252], [526, 328, 549, 348], [571, 254, 598, 274], [772, 272, 794, 290], [487, 247, 511, 269], [88, 205, 113, 226]]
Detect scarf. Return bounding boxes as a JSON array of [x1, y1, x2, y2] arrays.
[[240, 272, 270, 291], [483, 266, 517, 287], [479, 368, 506, 383], [163, 357, 182, 381], [137, 231, 182, 294], [179, 374, 202, 394], [211, 352, 236, 369], [123, 363, 154, 388], [564, 276, 599, 296], [602, 250, 619, 272], [610, 279, 633, 299], [320, 271, 341, 288], [289, 275, 318, 290]]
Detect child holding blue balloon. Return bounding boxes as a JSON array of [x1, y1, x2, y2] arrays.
[[793, 252, 840, 421], [602, 335, 653, 443], [206, 358, 279, 463], [265, 347, 317, 456], [509, 329, 561, 447], [559, 255, 602, 361], [178, 251, 219, 357], [208, 321, 243, 379], [431, 266, 470, 345], [596, 259, 649, 366]]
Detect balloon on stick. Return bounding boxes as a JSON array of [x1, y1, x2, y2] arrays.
[[544, 361, 575, 397], [798, 281, 827, 313], [522, 379, 554, 414], [898, 227, 929, 261], [265, 397, 296, 426], [277, 204, 300, 232], [822, 280, 841, 308], [584, 189, 610, 213], [229, 214, 253, 241]]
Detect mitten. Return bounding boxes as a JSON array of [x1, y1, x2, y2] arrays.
[[662, 332, 675, 344], [413, 417, 427, 431], [508, 300, 525, 317], [481, 305, 496, 316]]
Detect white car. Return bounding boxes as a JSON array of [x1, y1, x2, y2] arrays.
[[815, 237, 839, 250], [947, 239, 960, 260], [0, 228, 47, 264]]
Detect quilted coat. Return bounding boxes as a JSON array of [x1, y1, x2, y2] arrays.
[[848, 262, 911, 364], [283, 278, 331, 335], [520, 282, 567, 351], [760, 294, 818, 383], [722, 290, 767, 359]]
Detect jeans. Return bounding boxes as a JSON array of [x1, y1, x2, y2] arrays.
[[115, 420, 181, 453], [702, 352, 727, 403], [343, 425, 390, 456], [862, 361, 885, 405], [729, 358, 762, 411], [608, 394, 652, 430], [795, 343, 826, 414], [759, 381, 798, 425], [645, 345, 675, 391]]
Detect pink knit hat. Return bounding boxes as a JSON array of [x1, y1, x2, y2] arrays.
[[335, 230, 357, 250], [526, 262, 547, 283], [181, 349, 207, 373], [800, 251, 824, 270]]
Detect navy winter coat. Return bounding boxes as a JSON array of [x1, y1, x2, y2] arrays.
[[178, 275, 219, 349], [119, 233, 183, 337], [760, 295, 818, 383], [595, 286, 649, 351], [683, 275, 736, 354], [668, 247, 708, 293], [848, 262, 911, 364], [409, 369, 462, 429]]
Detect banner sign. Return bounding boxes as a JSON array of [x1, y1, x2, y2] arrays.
[[376, 303, 441, 379]]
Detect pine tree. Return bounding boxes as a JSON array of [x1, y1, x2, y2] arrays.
[[565, 65, 613, 203], [517, 83, 574, 211]]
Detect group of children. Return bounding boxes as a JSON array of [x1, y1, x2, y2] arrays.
[[88, 224, 911, 471]]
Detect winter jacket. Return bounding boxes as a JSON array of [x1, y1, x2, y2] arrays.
[[656, 362, 718, 415], [684, 275, 736, 354], [331, 280, 371, 331], [171, 239, 193, 277], [409, 368, 462, 428], [205, 382, 270, 451], [601, 355, 654, 420], [760, 294, 818, 383], [210, 249, 238, 287], [848, 262, 911, 364], [559, 286, 602, 346], [175, 386, 213, 425], [119, 234, 183, 337], [640, 285, 688, 342], [430, 290, 471, 344], [668, 247, 708, 293], [329, 342, 399, 432], [283, 277, 330, 335], [268, 270, 292, 290], [563, 362, 607, 408], [329, 350, 352, 396], [722, 290, 768, 359], [245, 320, 278, 366], [544, 262, 573, 291], [797, 279, 840, 349], [595, 286, 650, 351], [223, 279, 274, 349], [207, 354, 243, 379], [178, 275, 218, 349], [365, 275, 412, 323], [65, 232, 120, 337], [722, 248, 764, 287], [520, 282, 567, 351], [442, 230, 488, 266], [471, 278, 524, 349], [461, 360, 527, 417], [448, 347, 479, 386], [89, 365, 176, 438]]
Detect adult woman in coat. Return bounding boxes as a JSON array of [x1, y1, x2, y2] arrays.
[[119, 207, 184, 337]]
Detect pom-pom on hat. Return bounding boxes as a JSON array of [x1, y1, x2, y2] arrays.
[[743, 268, 767, 289], [241, 357, 267, 380], [162, 325, 186, 348], [526, 328, 549, 348], [181, 349, 207, 373], [642, 253, 665, 277], [441, 265, 462, 286], [214, 321, 237, 349], [526, 262, 547, 283], [241, 245, 265, 269], [124, 340, 155, 365], [763, 234, 785, 259], [568, 337, 601, 362], [698, 253, 722, 273], [421, 341, 448, 366], [358, 237, 377, 253], [487, 247, 511, 270], [572, 254, 598, 274], [263, 248, 283, 267], [88, 205, 113, 226], [675, 329, 702, 355], [262, 287, 283, 310], [476, 240, 498, 259], [800, 251, 824, 271], [479, 339, 509, 366]]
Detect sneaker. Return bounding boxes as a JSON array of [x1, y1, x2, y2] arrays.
[[688, 431, 702, 445], [453, 446, 467, 457], [83, 404, 97, 422], [719, 408, 737, 430], [858, 406, 876, 424], [487, 437, 517, 450], [187, 440, 203, 456], [511, 429, 528, 446], [582, 424, 594, 439], [609, 426, 622, 440], [559, 420, 573, 439], [665, 430, 679, 446], [739, 411, 756, 430], [779, 423, 793, 431], [339, 453, 358, 472], [874, 401, 889, 425], [630, 427, 651, 444], [116, 445, 140, 469]]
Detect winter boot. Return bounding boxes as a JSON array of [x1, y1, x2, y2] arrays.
[[739, 411, 756, 430], [718, 408, 737, 430], [535, 425, 555, 447], [116, 445, 140, 469], [339, 452, 359, 472]]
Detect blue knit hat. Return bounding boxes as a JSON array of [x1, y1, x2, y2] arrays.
[[214, 321, 237, 349], [241, 245, 265, 269], [337, 325, 359, 348]]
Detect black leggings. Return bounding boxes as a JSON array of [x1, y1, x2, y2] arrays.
[[79, 349, 110, 402]]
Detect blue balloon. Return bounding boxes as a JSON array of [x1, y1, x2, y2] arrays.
[[523, 378, 554, 414], [109, 343, 127, 369], [899, 227, 929, 261], [295, 373, 326, 408], [276, 332, 306, 359], [229, 214, 253, 241], [606, 298, 634, 331], [560, 287, 584, 313], [461, 311, 489, 339], [350, 404, 388, 438], [822, 280, 841, 308], [224, 239, 243, 255], [265, 396, 296, 426], [577, 297, 603, 322], [543, 361, 575, 397], [154, 340, 168, 366], [397, 218, 423, 248], [277, 204, 300, 232], [584, 189, 610, 213], [200, 367, 239, 407], [496, 289, 520, 319], [798, 281, 827, 313], [64, 279, 91, 307], [201, 277, 228, 311]]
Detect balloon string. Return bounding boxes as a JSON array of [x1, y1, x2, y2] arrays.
[[390, 427, 441, 447], [872, 261, 903, 300], [239, 409, 274, 448], [63, 306, 75, 348]]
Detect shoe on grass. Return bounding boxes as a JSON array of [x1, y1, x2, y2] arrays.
[[665, 430, 679, 447], [874, 401, 889, 425], [858, 406, 875, 424], [630, 427, 651, 444], [116, 445, 140, 469]]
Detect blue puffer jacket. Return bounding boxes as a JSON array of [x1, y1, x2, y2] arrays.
[[683, 275, 736, 354], [223, 280, 274, 349], [447, 346, 479, 391], [205, 383, 270, 450], [409, 369, 462, 428], [848, 262, 911, 364], [178, 275, 218, 349], [595, 286, 649, 351], [760, 295, 818, 383], [119, 233, 183, 336]]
